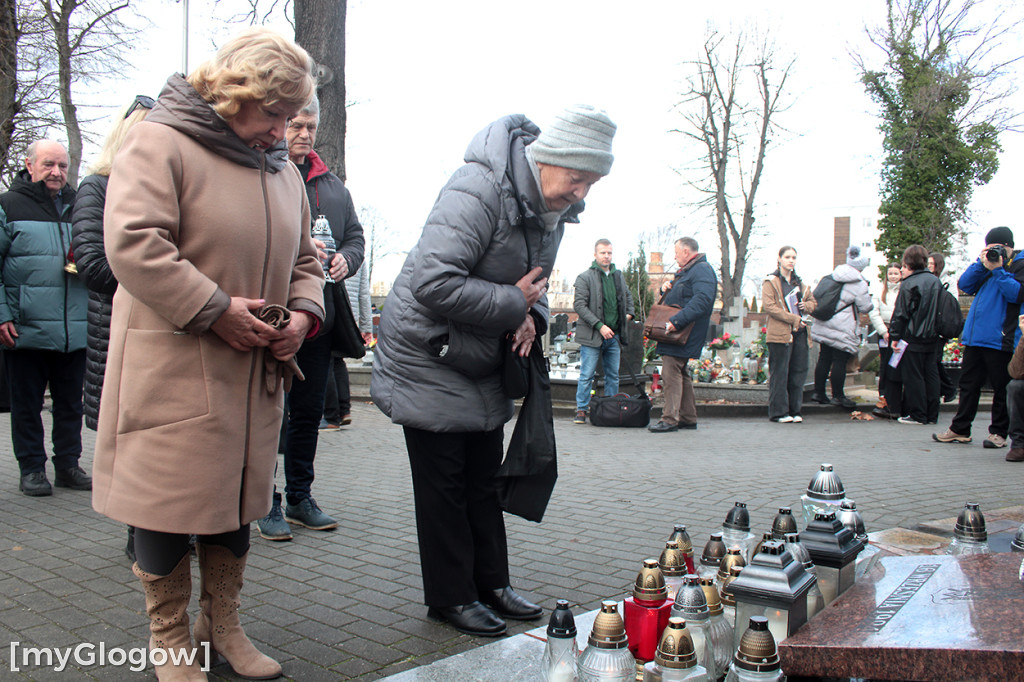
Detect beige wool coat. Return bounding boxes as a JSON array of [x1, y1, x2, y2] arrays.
[[92, 76, 325, 534], [763, 273, 817, 345]]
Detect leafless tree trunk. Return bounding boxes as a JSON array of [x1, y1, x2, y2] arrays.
[[40, 0, 133, 188], [674, 32, 792, 317], [294, 0, 346, 180], [0, 0, 17, 167]]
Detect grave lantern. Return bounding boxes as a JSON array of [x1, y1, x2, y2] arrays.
[[725, 616, 785, 682], [946, 502, 991, 556], [727, 541, 815, 647], [721, 502, 757, 562], [667, 524, 697, 574], [800, 463, 846, 527], [699, 533, 727, 581], [577, 601, 636, 681], [800, 512, 863, 605], [770, 507, 798, 540]]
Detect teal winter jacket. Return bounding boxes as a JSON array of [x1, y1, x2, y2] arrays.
[[0, 169, 87, 352]]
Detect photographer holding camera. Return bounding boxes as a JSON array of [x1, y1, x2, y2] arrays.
[[934, 227, 1024, 453]]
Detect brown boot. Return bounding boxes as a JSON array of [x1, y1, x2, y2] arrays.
[[133, 556, 208, 681], [193, 544, 282, 680]]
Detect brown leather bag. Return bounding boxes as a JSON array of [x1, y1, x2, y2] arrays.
[[643, 292, 695, 344]]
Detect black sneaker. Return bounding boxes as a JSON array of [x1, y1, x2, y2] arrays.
[[573, 410, 587, 424], [19, 472, 52, 497], [285, 497, 339, 530], [258, 492, 293, 541], [811, 393, 830, 405], [830, 396, 857, 410]]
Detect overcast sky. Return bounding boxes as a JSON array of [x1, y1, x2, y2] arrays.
[[84, 0, 1024, 296]]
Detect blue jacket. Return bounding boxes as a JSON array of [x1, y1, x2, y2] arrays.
[[958, 256, 1024, 352], [656, 253, 717, 359], [0, 169, 87, 352]]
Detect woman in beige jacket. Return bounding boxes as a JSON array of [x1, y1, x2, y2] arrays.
[[763, 246, 817, 423], [94, 29, 322, 681]]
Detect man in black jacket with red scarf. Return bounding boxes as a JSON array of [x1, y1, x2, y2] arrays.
[[257, 96, 364, 541]]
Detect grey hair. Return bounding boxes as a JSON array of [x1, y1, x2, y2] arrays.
[[676, 236, 699, 252], [26, 139, 67, 163], [298, 93, 320, 122]]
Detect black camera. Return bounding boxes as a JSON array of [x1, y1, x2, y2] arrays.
[[986, 245, 1008, 263]]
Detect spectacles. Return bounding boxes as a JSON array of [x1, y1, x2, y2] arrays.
[[124, 95, 156, 119]]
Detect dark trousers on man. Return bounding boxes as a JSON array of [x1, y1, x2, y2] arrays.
[[899, 347, 940, 423], [950, 345, 1013, 437], [322, 354, 349, 425], [5, 348, 85, 474], [403, 426, 509, 607], [282, 332, 331, 506], [814, 343, 851, 399], [767, 331, 809, 419], [1007, 379, 1024, 450]]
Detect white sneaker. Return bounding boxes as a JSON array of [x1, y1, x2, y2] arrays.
[[792, 415, 803, 423], [898, 416, 925, 425], [777, 415, 795, 423]]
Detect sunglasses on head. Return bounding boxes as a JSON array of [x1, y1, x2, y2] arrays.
[[125, 95, 156, 119]]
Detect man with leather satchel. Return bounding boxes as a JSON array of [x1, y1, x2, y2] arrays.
[[649, 237, 717, 433], [257, 95, 365, 541], [572, 239, 634, 424]]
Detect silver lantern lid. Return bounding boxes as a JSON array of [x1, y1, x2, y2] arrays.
[[806, 463, 845, 501], [837, 499, 867, 541], [953, 502, 987, 541], [1011, 522, 1024, 553], [723, 501, 751, 531]]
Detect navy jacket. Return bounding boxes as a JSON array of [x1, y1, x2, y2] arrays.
[[656, 253, 717, 359]]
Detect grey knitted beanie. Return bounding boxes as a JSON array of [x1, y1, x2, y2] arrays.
[[846, 245, 870, 271], [528, 104, 616, 175]]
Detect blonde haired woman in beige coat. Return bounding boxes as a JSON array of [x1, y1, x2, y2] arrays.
[[93, 28, 322, 681]]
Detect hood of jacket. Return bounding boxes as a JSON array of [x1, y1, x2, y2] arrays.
[[831, 263, 864, 284], [464, 114, 582, 232], [304, 149, 331, 182], [10, 168, 76, 207], [146, 74, 289, 173]]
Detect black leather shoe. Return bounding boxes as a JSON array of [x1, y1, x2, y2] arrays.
[[830, 396, 857, 410], [54, 466, 92, 490], [679, 422, 698, 430], [427, 602, 507, 636], [648, 420, 679, 433], [811, 393, 830, 405], [479, 587, 543, 620], [19, 472, 52, 497]]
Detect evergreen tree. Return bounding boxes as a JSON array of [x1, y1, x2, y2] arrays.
[[859, 0, 1015, 262], [624, 241, 654, 323]]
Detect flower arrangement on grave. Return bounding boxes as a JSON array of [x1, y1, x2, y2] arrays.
[[741, 326, 769, 384], [942, 339, 963, 366], [707, 331, 738, 351], [690, 357, 714, 383]]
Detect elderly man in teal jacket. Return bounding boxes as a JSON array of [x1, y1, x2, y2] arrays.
[[0, 140, 89, 496]]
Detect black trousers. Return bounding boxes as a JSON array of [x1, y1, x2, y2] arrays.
[[5, 348, 85, 474], [1007, 379, 1024, 449], [767, 332, 809, 419], [134, 525, 250, 576], [878, 346, 903, 417], [281, 332, 331, 506], [899, 347, 940, 423], [950, 345, 1013, 437], [814, 343, 851, 398], [403, 426, 509, 607], [322, 354, 350, 423]]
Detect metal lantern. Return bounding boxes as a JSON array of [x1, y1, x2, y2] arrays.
[[670, 575, 718, 680], [946, 502, 991, 556], [668, 524, 697, 575], [725, 616, 785, 682], [641, 617, 708, 682], [770, 507, 798, 540], [722, 502, 757, 562], [699, 533, 728, 581], [800, 512, 864, 605], [800, 463, 846, 527], [716, 546, 747, 591], [750, 532, 774, 560], [701, 577, 735, 676], [838, 499, 882, 579], [727, 541, 815, 647], [543, 599, 578, 682], [577, 601, 636, 682], [660, 540, 688, 600], [1011, 522, 1024, 553], [719, 564, 743, 632], [782, 532, 825, 620]]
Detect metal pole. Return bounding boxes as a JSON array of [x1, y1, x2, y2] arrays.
[[181, 0, 189, 74]]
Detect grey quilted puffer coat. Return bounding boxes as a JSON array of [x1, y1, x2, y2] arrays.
[[809, 263, 873, 355], [371, 115, 579, 432]]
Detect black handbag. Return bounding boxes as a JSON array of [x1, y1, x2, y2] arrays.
[[500, 332, 530, 399], [588, 354, 651, 427], [328, 281, 366, 359]]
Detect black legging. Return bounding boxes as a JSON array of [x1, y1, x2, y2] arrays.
[[814, 343, 852, 398], [134, 525, 250, 576]]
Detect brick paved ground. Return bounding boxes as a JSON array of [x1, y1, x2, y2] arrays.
[[0, 400, 1017, 680]]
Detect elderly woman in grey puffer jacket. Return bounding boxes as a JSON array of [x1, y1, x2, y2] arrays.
[[810, 245, 874, 408], [372, 106, 615, 637]]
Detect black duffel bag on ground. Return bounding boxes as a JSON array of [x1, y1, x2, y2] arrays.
[[589, 352, 651, 428]]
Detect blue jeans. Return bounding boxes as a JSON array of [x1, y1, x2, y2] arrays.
[[576, 337, 620, 410]]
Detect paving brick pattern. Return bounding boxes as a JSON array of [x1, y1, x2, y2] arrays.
[[0, 402, 1018, 679]]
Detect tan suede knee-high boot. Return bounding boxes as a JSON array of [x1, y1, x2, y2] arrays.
[[193, 544, 282, 680], [133, 556, 208, 682]]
